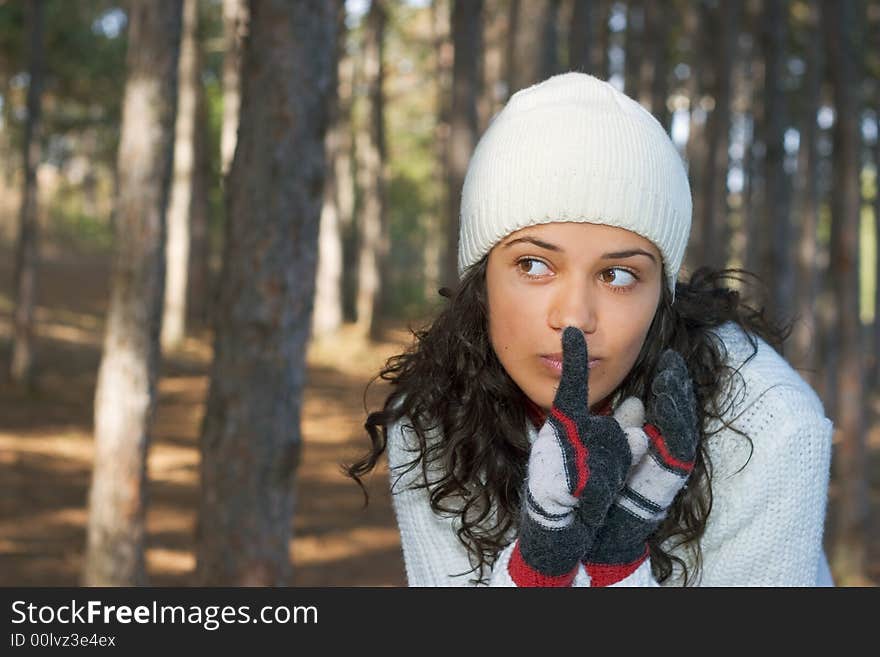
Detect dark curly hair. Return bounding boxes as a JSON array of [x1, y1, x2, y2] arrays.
[[344, 256, 794, 585]]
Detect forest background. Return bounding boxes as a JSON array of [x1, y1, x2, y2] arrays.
[[0, 0, 878, 586]]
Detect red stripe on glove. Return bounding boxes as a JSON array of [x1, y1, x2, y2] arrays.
[[583, 545, 650, 587], [551, 407, 590, 497], [643, 423, 695, 473], [508, 540, 579, 587]]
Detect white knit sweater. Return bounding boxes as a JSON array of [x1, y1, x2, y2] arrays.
[[386, 321, 835, 586]]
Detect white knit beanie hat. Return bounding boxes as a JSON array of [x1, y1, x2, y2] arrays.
[[457, 72, 692, 302]]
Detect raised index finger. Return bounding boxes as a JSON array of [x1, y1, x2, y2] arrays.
[[552, 326, 590, 419]]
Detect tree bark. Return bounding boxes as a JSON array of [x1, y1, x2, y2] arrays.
[[443, 0, 483, 291], [870, 0, 880, 391], [479, 0, 505, 131], [1, 74, 12, 188], [84, 0, 182, 586], [792, 0, 822, 388], [504, 0, 520, 93], [10, 0, 44, 388], [337, 32, 358, 323], [741, 112, 757, 273], [568, 0, 594, 74], [728, 7, 753, 279], [221, 0, 248, 177], [623, 0, 643, 99], [312, 1, 346, 338], [759, 0, 790, 323], [683, 0, 707, 275], [188, 63, 211, 328], [429, 0, 452, 302], [355, 0, 389, 341], [162, 0, 200, 350], [596, 0, 611, 79], [196, 0, 338, 586], [540, 0, 562, 81], [700, 0, 738, 269], [507, 0, 554, 93], [822, 0, 868, 586], [642, 0, 670, 132], [874, 113, 880, 389], [741, 0, 762, 280]]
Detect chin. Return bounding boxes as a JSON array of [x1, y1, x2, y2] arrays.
[[535, 390, 557, 412]]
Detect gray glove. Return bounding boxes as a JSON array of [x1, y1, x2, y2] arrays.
[[509, 326, 632, 586], [581, 348, 700, 586]]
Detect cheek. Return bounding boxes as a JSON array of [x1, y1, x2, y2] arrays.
[[487, 275, 545, 364], [488, 283, 523, 352], [611, 300, 656, 371]]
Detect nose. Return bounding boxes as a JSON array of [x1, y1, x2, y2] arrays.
[[548, 276, 597, 335]]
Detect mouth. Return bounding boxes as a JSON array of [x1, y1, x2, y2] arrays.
[[540, 354, 600, 374]]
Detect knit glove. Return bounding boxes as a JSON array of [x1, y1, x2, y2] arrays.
[[581, 348, 700, 586], [508, 326, 633, 586]]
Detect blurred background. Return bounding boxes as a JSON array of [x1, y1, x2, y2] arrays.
[[0, 0, 877, 587]]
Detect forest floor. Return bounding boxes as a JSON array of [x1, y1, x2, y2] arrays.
[[0, 245, 878, 586]]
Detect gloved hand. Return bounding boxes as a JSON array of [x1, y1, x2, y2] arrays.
[[581, 348, 700, 586], [508, 326, 633, 586]]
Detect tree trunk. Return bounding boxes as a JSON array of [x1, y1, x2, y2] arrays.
[[822, 0, 868, 586], [162, 0, 200, 351], [337, 35, 358, 323], [443, 0, 483, 291], [870, 1, 880, 391], [507, 0, 553, 93], [874, 113, 880, 389], [817, 119, 838, 419], [479, 0, 506, 130], [504, 0, 520, 93], [221, 0, 248, 177], [596, 0, 611, 79], [642, 0, 670, 132], [355, 0, 389, 341], [188, 65, 211, 328], [727, 13, 753, 277], [540, 0, 562, 81], [623, 0, 643, 99], [196, 0, 338, 586], [742, 0, 762, 280], [759, 0, 789, 323], [568, 0, 594, 74], [638, 0, 655, 106], [429, 0, 452, 302], [84, 0, 182, 586], [741, 109, 756, 274], [683, 1, 707, 276], [10, 0, 44, 388], [792, 0, 822, 388], [700, 0, 738, 269], [1, 76, 14, 188], [312, 1, 346, 338]]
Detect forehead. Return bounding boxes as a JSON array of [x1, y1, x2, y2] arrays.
[[502, 221, 660, 257]]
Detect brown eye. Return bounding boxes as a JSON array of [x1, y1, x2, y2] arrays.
[[601, 267, 638, 288], [517, 258, 550, 277]]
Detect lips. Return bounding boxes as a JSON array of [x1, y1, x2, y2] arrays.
[[540, 354, 600, 373]]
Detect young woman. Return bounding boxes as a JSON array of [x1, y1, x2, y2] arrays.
[[346, 72, 834, 587]]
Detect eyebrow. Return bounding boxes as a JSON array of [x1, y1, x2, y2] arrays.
[[502, 236, 657, 264]]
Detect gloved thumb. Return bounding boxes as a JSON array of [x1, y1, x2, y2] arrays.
[[613, 395, 644, 428], [614, 396, 649, 467]]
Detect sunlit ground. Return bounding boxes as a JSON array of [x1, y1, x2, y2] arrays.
[[0, 248, 411, 586], [0, 247, 877, 586]]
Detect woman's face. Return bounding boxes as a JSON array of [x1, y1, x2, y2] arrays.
[[485, 221, 663, 412]]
